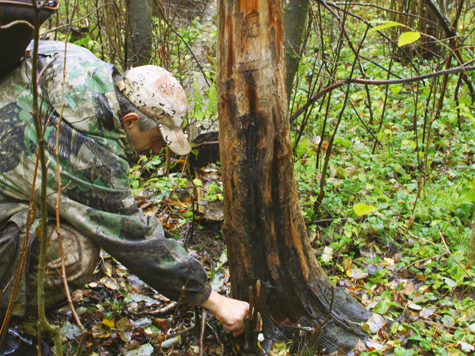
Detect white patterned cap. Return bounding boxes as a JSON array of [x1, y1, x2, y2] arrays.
[[118, 65, 192, 155]]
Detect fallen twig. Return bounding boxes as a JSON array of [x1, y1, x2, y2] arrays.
[[133, 301, 178, 316], [395, 252, 448, 273], [439, 229, 475, 284], [199, 309, 206, 356]]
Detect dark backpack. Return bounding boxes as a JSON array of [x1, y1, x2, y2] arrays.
[[0, 0, 58, 79]]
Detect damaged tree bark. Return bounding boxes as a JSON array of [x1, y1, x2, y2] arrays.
[[216, 0, 370, 353]]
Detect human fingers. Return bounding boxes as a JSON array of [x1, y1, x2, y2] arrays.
[[222, 319, 245, 337], [232, 323, 245, 337], [222, 322, 244, 335]]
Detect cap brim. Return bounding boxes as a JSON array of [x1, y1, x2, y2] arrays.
[[159, 125, 192, 155]]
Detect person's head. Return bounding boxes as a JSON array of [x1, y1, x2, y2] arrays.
[[116, 66, 191, 155]]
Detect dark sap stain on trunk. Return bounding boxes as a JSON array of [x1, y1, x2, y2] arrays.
[[226, 11, 234, 78], [242, 69, 258, 170]]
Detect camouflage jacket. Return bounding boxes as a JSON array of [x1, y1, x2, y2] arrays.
[[0, 41, 211, 305]]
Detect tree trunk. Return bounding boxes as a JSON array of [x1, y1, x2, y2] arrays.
[[126, 0, 153, 67], [216, 0, 370, 353], [283, 0, 310, 100], [466, 212, 475, 265]]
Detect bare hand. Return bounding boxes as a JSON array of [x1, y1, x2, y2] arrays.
[[200, 290, 249, 336]]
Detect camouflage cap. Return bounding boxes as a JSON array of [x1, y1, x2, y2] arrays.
[[118, 65, 192, 155]]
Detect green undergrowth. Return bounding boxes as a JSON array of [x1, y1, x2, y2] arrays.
[[287, 18, 475, 354], [291, 111, 475, 354]]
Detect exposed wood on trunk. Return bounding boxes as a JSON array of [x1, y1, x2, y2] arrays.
[[216, 0, 370, 353]]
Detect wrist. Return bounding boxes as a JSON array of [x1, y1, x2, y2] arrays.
[[200, 290, 223, 314]]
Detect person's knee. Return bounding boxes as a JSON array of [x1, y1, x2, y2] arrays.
[[46, 223, 100, 290], [26, 222, 100, 311]]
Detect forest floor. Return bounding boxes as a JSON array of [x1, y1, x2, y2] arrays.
[[9, 148, 475, 356]]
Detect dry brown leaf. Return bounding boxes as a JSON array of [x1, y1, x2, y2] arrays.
[[347, 268, 369, 280], [101, 277, 119, 290], [420, 307, 435, 319]]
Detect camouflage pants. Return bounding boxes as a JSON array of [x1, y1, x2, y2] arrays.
[[0, 221, 100, 316]]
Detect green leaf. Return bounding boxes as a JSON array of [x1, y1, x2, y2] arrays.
[[402, 139, 417, 149], [398, 31, 421, 47], [374, 299, 389, 314], [370, 21, 403, 32], [193, 178, 203, 187], [443, 277, 457, 288], [391, 86, 401, 95], [354, 203, 376, 216], [391, 321, 399, 334]]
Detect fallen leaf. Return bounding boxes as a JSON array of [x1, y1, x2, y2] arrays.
[[408, 303, 422, 311], [128, 293, 160, 306], [102, 261, 113, 278], [117, 317, 132, 331], [102, 277, 119, 290], [367, 264, 377, 276], [132, 318, 152, 328], [152, 318, 171, 332], [102, 317, 114, 328], [354, 203, 376, 216], [342, 256, 352, 271], [458, 342, 475, 352], [161, 336, 181, 349], [60, 321, 82, 340], [91, 324, 112, 338], [420, 307, 435, 319], [123, 343, 154, 356], [368, 313, 386, 329], [188, 345, 200, 355], [401, 281, 416, 295], [366, 338, 383, 351], [321, 246, 334, 263], [143, 205, 159, 217], [118, 330, 132, 343], [444, 277, 457, 288], [365, 321, 380, 334], [347, 268, 369, 280]]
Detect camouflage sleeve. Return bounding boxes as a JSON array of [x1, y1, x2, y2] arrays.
[[0, 41, 212, 305]]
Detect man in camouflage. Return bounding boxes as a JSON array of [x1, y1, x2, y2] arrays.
[[0, 41, 248, 335]]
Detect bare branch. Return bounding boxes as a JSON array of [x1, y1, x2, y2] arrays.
[[330, 2, 438, 26], [291, 63, 475, 122]]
